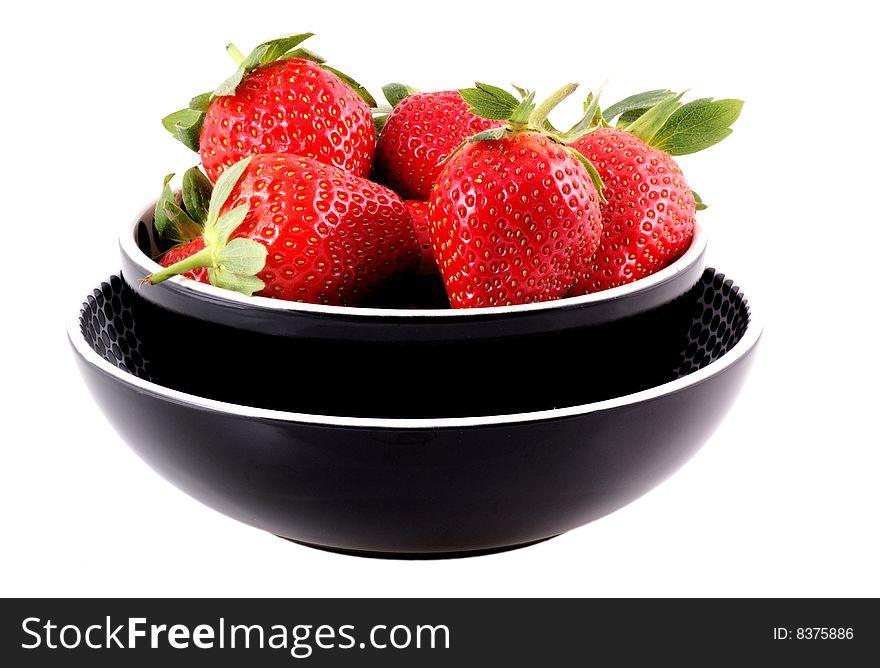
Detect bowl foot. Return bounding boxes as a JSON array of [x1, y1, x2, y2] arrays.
[[276, 534, 562, 560]]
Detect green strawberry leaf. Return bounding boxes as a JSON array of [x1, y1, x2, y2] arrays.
[[624, 91, 685, 145], [217, 237, 268, 274], [188, 92, 213, 113], [467, 127, 507, 142], [560, 88, 604, 142], [652, 98, 744, 155], [206, 156, 253, 227], [460, 83, 520, 120], [617, 110, 644, 126], [565, 147, 607, 204], [213, 204, 251, 246], [161, 108, 204, 152], [323, 66, 377, 107], [161, 199, 203, 243], [261, 34, 315, 63], [215, 59, 258, 97], [382, 83, 419, 107], [162, 93, 211, 151], [154, 174, 176, 239], [474, 83, 520, 106], [603, 89, 677, 123], [512, 84, 531, 99], [154, 173, 202, 243], [182, 167, 213, 225], [584, 92, 605, 126], [282, 47, 326, 64], [208, 267, 266, 296], [510, 91, 537, 126], [215, 34, 315, 97], [692, 190, 708, 210]]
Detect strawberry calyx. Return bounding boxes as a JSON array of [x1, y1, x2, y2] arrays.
[[600, 89, 677, 127], [162, 34, 377, 152], [146, 156, 268, 296], [214, 33, 316, 96], [458, 83, 607, 202], [153, 167, 214, 243], [599, 89, 744, 156], [594, 88, 744, 207]]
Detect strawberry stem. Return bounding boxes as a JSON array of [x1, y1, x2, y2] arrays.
[[226, 43, 246, 66], [145, 248, 214, 285], [529, 83, 578, 128], [145, 156, 268, 297]]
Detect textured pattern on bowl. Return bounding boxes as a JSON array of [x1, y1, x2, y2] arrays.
[[81, 269, 744, 418]]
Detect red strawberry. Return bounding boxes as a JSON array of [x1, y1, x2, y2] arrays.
[[404, 200, 438, 275], [147, 154, 420, 305], [159, 238, 208, 283], [570, 127, 695, 292], [162, 34, 376, 182], [428, 84, 604, 308], [568, 91, 742, 293], [374, 90, 502, 200]]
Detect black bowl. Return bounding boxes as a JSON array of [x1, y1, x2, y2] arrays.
[[116, 206, 709, 417], [120, 203, 707, 338], [69, 268, 760, 558]]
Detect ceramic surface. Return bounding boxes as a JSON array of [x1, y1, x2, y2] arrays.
[[70, 269, 760, 557]]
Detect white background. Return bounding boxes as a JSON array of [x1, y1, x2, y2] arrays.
[[2, 0, 877, 597]]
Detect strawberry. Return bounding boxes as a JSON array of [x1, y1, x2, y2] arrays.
[[568, 91, 742, 293], [146, 154, 420, 305], [428, 84, 605, 307], [374, 88, 503, 200], [404, 199, 438, 275], [162, 34, 377, 182]]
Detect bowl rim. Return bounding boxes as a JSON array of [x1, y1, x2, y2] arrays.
[[121, 200, 708, 318], [69, 270, 761, 429]]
